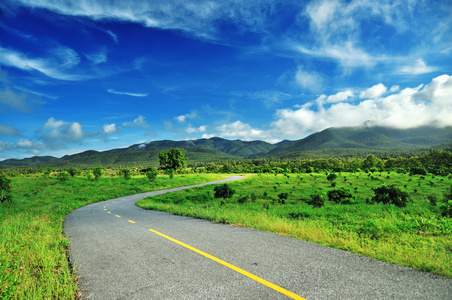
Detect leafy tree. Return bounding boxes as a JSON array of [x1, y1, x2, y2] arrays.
[[92, 166, 102, 181], [327, 188, 355, 204], [214, 184, 235, 199], [0, 174, 13, 203], [159, 148, 187, 170], [327, 173, 337, 182], [67, 168, 79, 177], [371, 185, 410, 207]]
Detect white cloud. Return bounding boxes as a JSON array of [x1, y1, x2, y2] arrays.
[[107, 89, 148, 97], [40, 117, 85, 142], [359, 83, 387, 99], [399, 58, 437, 75], [176, 111, 197, 123], [123, 115, 148, 128], [186, 125, 207, 133], [0, 46, 84, 81], [295, 67, 323, 92], [271, 74, 452, 138], [102, 123, 116, 134], [215, 121, 269, 140]]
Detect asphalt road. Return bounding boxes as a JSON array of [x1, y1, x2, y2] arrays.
[[64, 176, 452, 300]]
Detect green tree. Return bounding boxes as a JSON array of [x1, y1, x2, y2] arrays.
[[93, 166, 102, 181], [146, 169, 158, 182], [120, 168, 132, 180], [159, 148, 187, 170], [371, 185, 410, 207], [0, 174, 13, 203]]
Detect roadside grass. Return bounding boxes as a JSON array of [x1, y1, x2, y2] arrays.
[[0, 173, 224, 299], [136, 172, 452, 278]]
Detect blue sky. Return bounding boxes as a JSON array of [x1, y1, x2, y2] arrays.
[[1, 0, 451, 160]]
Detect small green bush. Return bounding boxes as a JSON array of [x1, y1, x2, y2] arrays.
[[307, 193, 325, 208], [440, 186, 452, 218], [120, 169, 132, 180], [93, 166, 102, 181], [57, 171, 69, 182], [214, 184, 235, 199], [146, 169, 158, 182], [0, 174, 13, 203]]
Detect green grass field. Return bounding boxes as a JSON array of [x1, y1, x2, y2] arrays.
[[137, 172, 452, 278], [0, 173, 224, 299]]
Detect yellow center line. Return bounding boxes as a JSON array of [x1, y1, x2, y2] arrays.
[[115, 215, 121, 218], [107, 211, 111, 214], [128, 220, 136, 224], [148, 229, 306, 300]]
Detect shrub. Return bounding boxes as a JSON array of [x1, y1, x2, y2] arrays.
[[327, 173, 337, 182], [214, 184, 235, 199], [93, 166, 102, 181], [327, 188, 355, 204], [410, 167, 427, 176], [67, 168, 79, 177], [237, 196, 248, 204], [146, 169, 158, 182], [120, 169, 132, 180], [371, 185, 410, 207], [86, 172, 95, 182], [439, 186, 452, 218], [57, 171, 69, 182], [428, 194, 437, 206], [307, 193, 325, 208], [0, 174, 13, 203]]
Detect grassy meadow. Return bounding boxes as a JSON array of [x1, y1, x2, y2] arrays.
[[136, 172, 452, 278], [0, 172, 224, 299]]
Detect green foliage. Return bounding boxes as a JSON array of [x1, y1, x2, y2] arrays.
[[67, 168, 79, 177], [410, 167, 427, 176], [307, 193, 325, 207], [371, 185, 410, 207], [165, 168, 175, 179], [159, 148, 187, 170], [0, 174, 13, 203], [92, 166, 102, 181], [327, 188, 355, 204], [440, 185, 452, 218], [56, 171, 69, 182], [277, 192, 288, 204], [326, 173, 337, 182], [120, 168, 132, 180], [86, 172, 95, 182], [214, 184, 235, 199], [145, 169, 158, 182]]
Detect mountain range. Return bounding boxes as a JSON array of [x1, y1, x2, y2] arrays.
[[1, 126, 451, 169]]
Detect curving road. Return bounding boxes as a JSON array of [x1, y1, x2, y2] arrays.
[[64, 176, 451, 299]]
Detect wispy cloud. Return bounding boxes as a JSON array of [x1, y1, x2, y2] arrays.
[[123, 115, 148, 128], [0, 46, 84, 81], [399, 58, 438, 75], [107, 89, 148, 97], [0, 124, 20, 136]]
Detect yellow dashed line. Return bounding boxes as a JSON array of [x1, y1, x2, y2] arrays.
[[148, 229, 306, 300], [115, 215, 121, 218], [107, 211, 111, 214], [128, 220, 136, 224]]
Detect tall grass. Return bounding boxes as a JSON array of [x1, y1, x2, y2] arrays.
[[137, 172, 452, 278], [0, 173, 224, 299]]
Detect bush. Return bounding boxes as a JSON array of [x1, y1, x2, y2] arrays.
[[307, 193, 325, 208], [93, 166, 102, 181], [214, 184, 235, 199], [410, 167, 427, 176], [440, 186, 452, 218], [371, 185, 410, 207], [146, 169, 158, 182], [327, 188, 355, 204], [86, 172, 95, 182], [327, 173, 337, 182], [120, 169, 132, 180], [57, 171, 69, 182], [0, 174, 13, 203]]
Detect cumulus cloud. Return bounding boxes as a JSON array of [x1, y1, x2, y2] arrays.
[[123, 115, 148, 128], [40, 117, 84, 143], [399, 58, 437, 75], [271, 74, 452, 138], [102, 123, 116, 134], [186, 125, 207, 133], [359, 83, 387, 99], [176, 111, 197, 123], [0, 124, 20, 136], [215, 121, 270, 140]]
